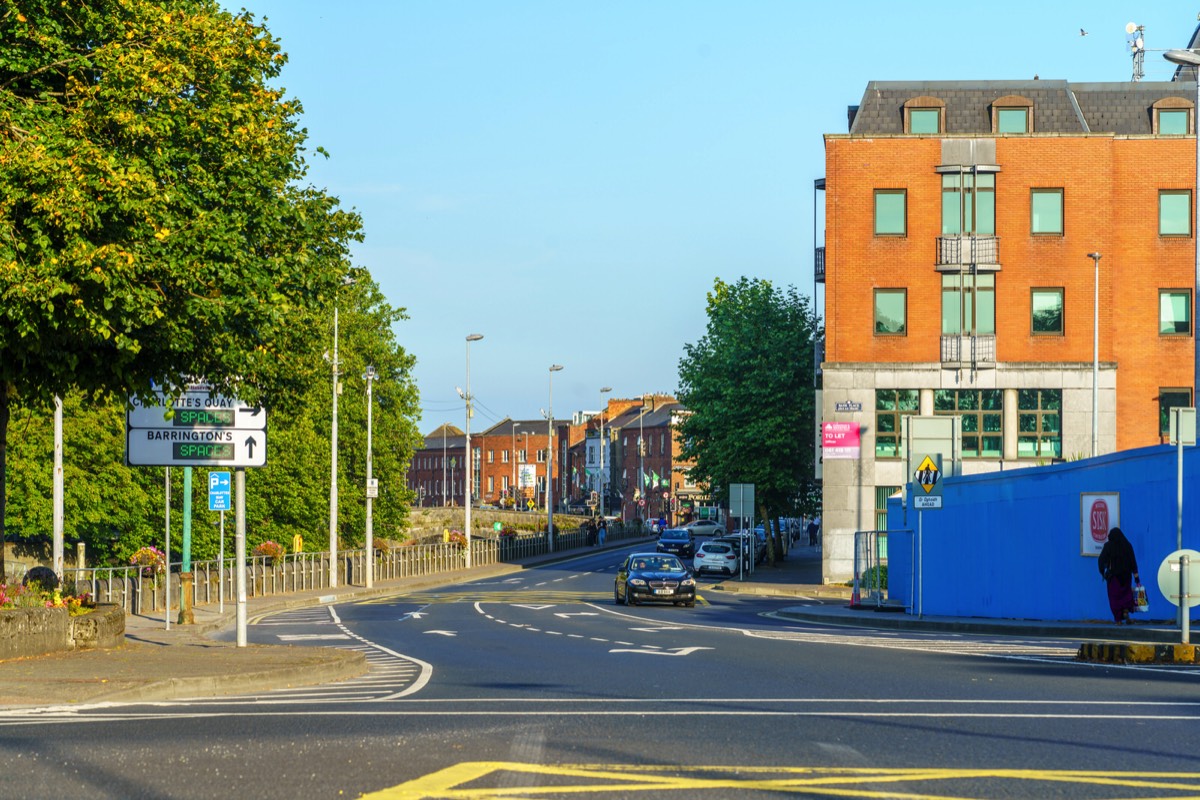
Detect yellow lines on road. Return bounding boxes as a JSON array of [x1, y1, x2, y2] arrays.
[[360, 763, 1200, 799]]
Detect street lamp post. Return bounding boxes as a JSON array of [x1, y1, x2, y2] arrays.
[[598, 386, 612, 518], [547, 364, 563, 551], [461, 334, 484, 569], [511, 422, 521, 509], [1164, 49, 1200, 409], [1088, 252, 1101, 458], [328, 273, 356, 589], [363, 365, 377, 589]]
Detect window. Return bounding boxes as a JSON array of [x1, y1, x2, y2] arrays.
[[1160, 290, 1192, 335], [487, 449, 494, 464], [502, 476, 509, 491], [1017, 389, 1061, 458], [1160, 389, 1194, 438], [909, 108, 940, 134], [874, 289, 907, 335], [935, 390, 1003, 458], [1031, 189, 1063, 235], [997, 108, 1028, 133], [942, 172, 995, 235], [875, 389, 919, 458], [502, 449, 509, 464], [875, 485, 901, 530], [874, 190, 906, 235], [1159, 108, 1190, 135], [537, 449, 546, 463], [1031, 288, 1064, 335], [1160, 190, 1192, 236], [942, 274, 995, 334], [487, 476, 494, 494]]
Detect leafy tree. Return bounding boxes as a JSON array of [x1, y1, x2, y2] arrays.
[[676, 277, 821, 562], [0, 1, 363, 574]]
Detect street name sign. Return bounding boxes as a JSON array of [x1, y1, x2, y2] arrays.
[[127, 390, 267, 430]]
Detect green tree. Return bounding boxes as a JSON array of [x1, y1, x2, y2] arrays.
[[0, 1, 363, 574], [676, 277, 821, 562]]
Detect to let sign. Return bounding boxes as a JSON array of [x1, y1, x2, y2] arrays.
[[822, 422, 861, 460]]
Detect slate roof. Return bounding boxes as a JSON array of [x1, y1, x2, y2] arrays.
[[846, 80, 1195, 136]]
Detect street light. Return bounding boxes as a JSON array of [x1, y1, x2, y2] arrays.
[[511, 422, 521, 509], [460, 334, 484, 568], [363, 365, 378, 589], [1165, 48, 1200, 410], [1087, 252, 1101, 458], [547, 364, 563, 551], [328, 273, 356, 589], [598, 386, 612, 518]]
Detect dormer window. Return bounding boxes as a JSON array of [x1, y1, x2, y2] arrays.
[[1153, 98, 1193, 135], [992, 96, 1033, 134], [903, 96, 945, 134]]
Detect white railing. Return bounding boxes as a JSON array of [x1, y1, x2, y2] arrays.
[[940, 334, 996, 365], [60, 522, 642, 614], [936, 234, 999, 267]]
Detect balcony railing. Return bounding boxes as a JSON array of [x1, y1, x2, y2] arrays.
[[815, 246, 825, 283], [941, 334, 996, 367], [936, 235, 999, 269]]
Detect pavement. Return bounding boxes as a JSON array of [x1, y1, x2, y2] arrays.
[[1, 537, 1195, 709]]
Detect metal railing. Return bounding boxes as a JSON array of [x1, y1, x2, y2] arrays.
[[936, 234, 999, 267], [815, 246, 825, 283], [851, 529, 890, 608], [60, 522, 642, 614], [940, 333, 996, 365]]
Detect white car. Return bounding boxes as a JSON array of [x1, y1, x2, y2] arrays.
[[693, 541, 740, 576]]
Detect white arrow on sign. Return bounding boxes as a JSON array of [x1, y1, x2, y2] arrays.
[[553, 612, 598, 618], [609, 646, 713, 656], [424, 630, 457, 637]]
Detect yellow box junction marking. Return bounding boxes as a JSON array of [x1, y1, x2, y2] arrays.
[[359, 763, 1200, 799]]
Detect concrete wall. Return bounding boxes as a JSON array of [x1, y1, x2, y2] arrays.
[[886, 444, 1200, 621]]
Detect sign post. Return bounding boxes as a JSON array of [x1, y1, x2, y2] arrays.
[[127, 386, 266, 644], [1158, 549, 1200, 643], [908, 453, 944, 617], [209, 471, 231, 614]]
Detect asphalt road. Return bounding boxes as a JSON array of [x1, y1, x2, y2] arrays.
[[4, 545, 1200, 799]]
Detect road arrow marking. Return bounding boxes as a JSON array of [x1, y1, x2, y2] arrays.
[[609, 646, 713, 657], [629, 626, 685, 632], [277, 634, 351, 641], [512, 604, 555, 610], [425, 630, 457, 637], [400, 612, 426, 620], [554, 612, 599, 618]]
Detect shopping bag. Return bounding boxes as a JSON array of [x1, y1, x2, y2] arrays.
[[1134, 583, 1149, 613]]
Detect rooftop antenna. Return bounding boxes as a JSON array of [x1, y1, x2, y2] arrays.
[[1127, 22, 1145, 82]]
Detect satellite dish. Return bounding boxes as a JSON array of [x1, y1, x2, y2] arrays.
[[1126, 22, 1138, 34]]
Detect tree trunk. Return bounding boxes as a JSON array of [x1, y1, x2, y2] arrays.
[[0, 386, 8, 580]]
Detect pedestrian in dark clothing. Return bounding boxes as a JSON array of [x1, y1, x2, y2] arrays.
[[807, 518, 820, 547], [1098, 527, 1140, 623]]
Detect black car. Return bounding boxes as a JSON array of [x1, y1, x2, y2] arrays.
[[614, 553, 696, 607], [656, 528, 695, 558]]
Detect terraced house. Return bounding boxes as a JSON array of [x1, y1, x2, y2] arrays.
[[817, 45, 1200, 581]]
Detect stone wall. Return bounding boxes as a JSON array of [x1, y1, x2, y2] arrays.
[[0, 605, 124, 661]]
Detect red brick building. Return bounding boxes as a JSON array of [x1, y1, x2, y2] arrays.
[[819, 71, 1198, 580]]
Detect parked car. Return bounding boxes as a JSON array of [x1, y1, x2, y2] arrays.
[[656, 528, 695, 558], [717, 533, 765, 565], [682, 519, 724, 537], [613, 553, 696, 607], [693, 541, 740, 576]]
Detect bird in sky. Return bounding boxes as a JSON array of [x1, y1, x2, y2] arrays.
[[1080, 28, 1088, 36]]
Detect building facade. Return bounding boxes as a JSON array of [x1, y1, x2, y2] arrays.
[[820, 76, 1197, 581]]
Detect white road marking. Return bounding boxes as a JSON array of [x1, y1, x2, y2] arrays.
[[609, 646, 713, 657], [424, 630, 457, 637]]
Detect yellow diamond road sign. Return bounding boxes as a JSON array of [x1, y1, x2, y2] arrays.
[[911, 453, 943, 510], [916, 455, 940, 494]]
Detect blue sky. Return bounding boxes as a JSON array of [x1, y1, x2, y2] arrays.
[[224, 1, 1197, 433]]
